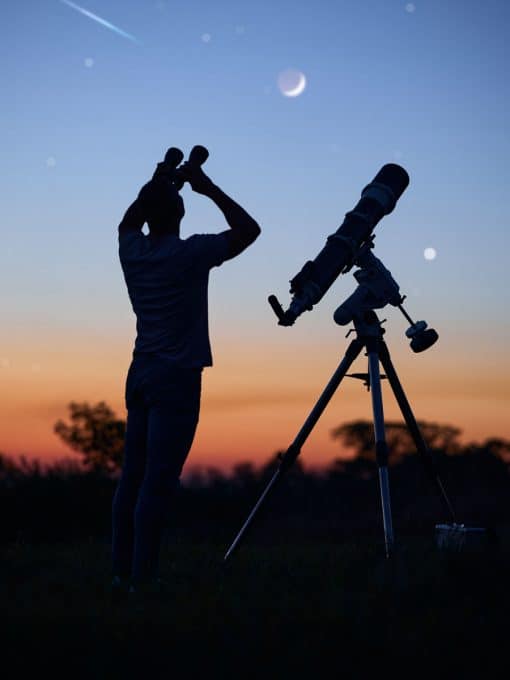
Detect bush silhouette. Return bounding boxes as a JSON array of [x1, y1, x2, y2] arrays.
[[53, 401, 125, 475]]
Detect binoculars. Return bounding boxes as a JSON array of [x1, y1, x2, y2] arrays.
[[152, 145, 209, 190]]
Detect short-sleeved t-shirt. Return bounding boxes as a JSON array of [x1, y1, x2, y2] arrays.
[[119, 231, 230, 367]]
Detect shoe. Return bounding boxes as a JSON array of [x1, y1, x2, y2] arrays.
[[110, 575, 130, 604]]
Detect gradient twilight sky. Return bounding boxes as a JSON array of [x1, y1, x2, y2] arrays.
[[2, 0, 509, 473]]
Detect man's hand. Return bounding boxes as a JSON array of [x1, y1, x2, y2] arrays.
[[177, 161, 216, 196]]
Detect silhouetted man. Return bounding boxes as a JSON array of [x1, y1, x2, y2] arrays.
[[111, 149, 261, 597]]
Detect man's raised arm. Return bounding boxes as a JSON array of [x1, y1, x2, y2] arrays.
[[179, 162, 261, 259]]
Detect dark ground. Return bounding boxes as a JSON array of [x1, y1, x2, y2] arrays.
[[2, 528, 509, 680], [2, 446, 509, 678]]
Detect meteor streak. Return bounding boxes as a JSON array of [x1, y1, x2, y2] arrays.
[[60, 0, 141, 44]]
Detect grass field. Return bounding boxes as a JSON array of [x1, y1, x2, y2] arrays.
[[2, 529, 509, 679]]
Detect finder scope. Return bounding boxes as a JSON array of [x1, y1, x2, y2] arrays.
[[269, 163, 410, 326]]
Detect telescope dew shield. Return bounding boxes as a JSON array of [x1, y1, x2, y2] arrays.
[[277, 164, 409, 325]]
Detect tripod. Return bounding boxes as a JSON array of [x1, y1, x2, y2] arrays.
[[224, 308, 457, 561]]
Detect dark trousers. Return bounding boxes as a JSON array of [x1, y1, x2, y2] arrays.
[[112, 354, 202, 584]]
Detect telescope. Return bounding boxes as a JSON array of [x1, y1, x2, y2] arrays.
[[269, 163, 410, 326], [223, 161, 475, 563]]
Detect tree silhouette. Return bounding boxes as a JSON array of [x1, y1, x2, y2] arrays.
[[0, 452, 43, 480], [331, 419, 462, 463], [480, 438, 510, 464], [0, 451, 20, 480], [53, 401, 126, 475]]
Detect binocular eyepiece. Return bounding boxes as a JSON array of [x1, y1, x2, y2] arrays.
[[153, 145, 210, 189]]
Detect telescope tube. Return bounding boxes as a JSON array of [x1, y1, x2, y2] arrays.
[[272, 164, 409, 325]]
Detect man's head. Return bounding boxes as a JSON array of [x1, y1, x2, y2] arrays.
[[138, 177, 185, 236]]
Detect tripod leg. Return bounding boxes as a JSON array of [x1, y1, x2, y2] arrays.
[[224, 337, 365, 560], [378, 341, 457, 523], [367, 341, 394, 558], [279, 337, 365, 470]]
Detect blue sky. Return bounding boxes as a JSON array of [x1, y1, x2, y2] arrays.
[[2, 0, 510, 465]]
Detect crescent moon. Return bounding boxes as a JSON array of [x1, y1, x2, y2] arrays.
[[285, 73, 306, 97], [278, 69, 307, 97]]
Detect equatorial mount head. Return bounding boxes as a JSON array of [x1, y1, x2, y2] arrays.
[[333, 248, 439, 353]]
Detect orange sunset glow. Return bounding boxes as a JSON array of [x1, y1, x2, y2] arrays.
[[2, 317, 508, 474]]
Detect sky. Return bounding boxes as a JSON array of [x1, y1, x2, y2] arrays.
[[2, 0, 509, 475]]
